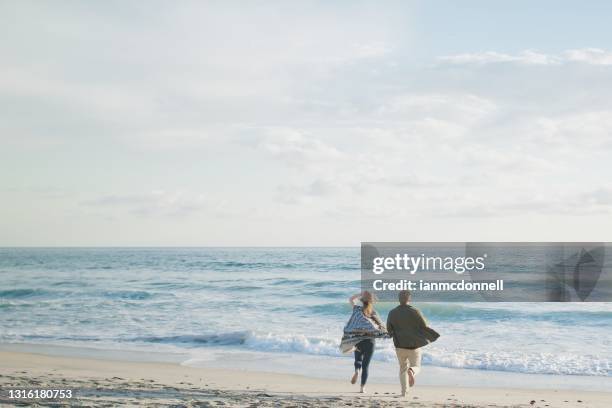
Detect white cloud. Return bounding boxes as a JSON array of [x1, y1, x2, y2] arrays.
[[252, 127, 345, 166], [563, 48, 612, 65], [438, 50, 560, 65], [581, 185, 612, 206], [348, 42, 394, 60], [438, 48, 612, 66], [4, 1, 612, 244], [82, 191, 208, 217], [525, 111, 612, 149], [275, 179, 340, 205], [377, 93, 497, 130], [127, 128, 215, 151], [0, 2, 399, 155], [438, 187, 612, 218]]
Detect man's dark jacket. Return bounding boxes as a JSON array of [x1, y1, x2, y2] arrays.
[[386, 304, 440, 349]]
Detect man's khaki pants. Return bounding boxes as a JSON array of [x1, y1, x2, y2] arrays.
[[395, 347, 422, 394]]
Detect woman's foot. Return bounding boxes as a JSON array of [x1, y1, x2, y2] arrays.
[[360, 385, 366, 393], [351, 369, 359, 384], [408, 367, 415, 387]]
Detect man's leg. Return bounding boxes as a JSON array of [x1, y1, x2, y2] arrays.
[[406, 348, 422, 386], [395, 348, 410, 396]]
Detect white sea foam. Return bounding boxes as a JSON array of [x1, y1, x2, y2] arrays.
[[183, 330, 612, 377]]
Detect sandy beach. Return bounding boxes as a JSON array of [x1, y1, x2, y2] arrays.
[[0, 350, 609, 407]]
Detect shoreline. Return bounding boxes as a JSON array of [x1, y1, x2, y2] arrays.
[[1, 350, 611, 407], [2, 341, 612, 392]]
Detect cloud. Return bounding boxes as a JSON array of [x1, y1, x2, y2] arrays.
[[580, 185, 612, 207], [438, 50, 560, 66], [347, 42, 394, 60], [251, 127, 345, 167], [438, 187, 612, 218], [563, 48, 612, 65], [82, 190, 208, 217], [454, 145, 557, 173], [524, 111, 612, 149], [275, 179, 339, 205], [0, 1, 403, 158], [376, 93, 498, 137], [438, 48, 612, 66], [127, 128, 214, 151], [4, 0, 612, 245]]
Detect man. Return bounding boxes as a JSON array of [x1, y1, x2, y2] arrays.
[[386, 290, 439, 396]]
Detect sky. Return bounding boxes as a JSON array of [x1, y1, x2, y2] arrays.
[[2, 0, 612, 246]]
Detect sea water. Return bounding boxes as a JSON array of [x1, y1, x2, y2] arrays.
[[1, 247, 611, 389]]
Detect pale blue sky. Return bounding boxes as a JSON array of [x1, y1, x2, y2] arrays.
[[2, 1, 612, 245]]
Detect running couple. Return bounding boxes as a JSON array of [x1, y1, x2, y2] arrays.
[[339, 290, 440, 396]]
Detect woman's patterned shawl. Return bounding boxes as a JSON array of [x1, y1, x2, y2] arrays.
[[339, 305, 389, 353]]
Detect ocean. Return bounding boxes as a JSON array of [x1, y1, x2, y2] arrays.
[[1, 247, 611, 388]]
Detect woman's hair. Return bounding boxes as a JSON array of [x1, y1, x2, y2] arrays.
[[362, 300, 373, 316], [361, 291, 375, 316]]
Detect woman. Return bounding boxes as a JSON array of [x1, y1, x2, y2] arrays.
[[340, 291, 387, 393]]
